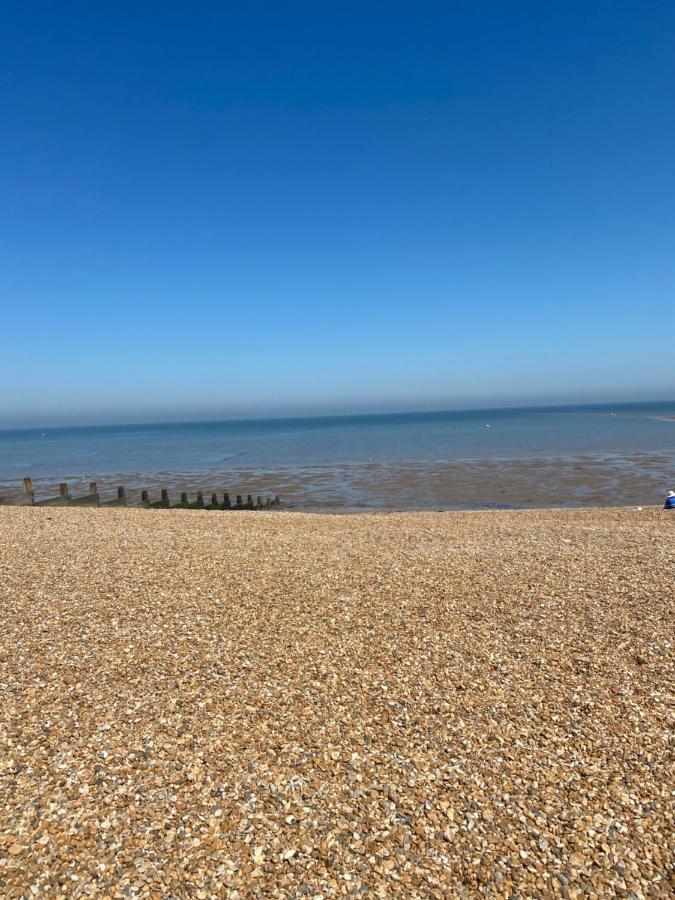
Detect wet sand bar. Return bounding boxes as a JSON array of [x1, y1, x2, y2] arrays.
[[1, 452, 671, 510]]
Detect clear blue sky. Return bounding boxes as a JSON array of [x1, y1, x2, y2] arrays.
[[2, 1, 674, 426]]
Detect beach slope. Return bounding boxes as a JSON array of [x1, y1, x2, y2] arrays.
[[0, 506, 672, 897]]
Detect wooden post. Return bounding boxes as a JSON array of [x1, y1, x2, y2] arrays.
[[235, 494, 243, 508], [266, 497, 271, 509], [256, 496, 263, 508], [161, 489, 170, 506], [181, 491, 188, 506], [117, 486, 127, 505], [141, 490, 149, 506], [196, 490, 204, 507], [71, 482, 99, 506], [211, 492, 219, 507], [246, 494, 254, 508], [22, 477, 34, 504], [0, 477, 34, 505], [274, 495, 281, 506], [223, 492, 231, 509], [59, 483, 70, 503]]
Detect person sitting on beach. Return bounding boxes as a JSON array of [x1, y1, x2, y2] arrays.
[[665, 491, 675, 510]]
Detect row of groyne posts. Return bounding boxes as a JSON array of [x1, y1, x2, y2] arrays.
[[0, 478, 281, 511]]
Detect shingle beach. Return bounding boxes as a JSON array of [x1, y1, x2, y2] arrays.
[[0, 506, 673, 898]]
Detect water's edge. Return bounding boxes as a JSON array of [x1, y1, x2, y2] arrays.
[[1, 452, 671, 510]]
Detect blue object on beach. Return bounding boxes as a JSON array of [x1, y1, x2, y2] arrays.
[[665, 494, 675, 510]]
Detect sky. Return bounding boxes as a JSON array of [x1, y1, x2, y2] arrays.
[[1, 1, 674, 427]]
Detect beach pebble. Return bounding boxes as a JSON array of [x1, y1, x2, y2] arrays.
[[0, 504, 672, 897]]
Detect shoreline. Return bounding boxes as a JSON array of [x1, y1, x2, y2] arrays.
[[0, 488, 666, 516], [0, 502, 668, 520], [0, 450, 672, 511]]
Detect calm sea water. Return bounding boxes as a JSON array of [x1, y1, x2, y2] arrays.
[[1, 402, 674, 509]]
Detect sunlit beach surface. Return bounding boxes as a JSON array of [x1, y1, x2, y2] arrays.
[[0, 504, 672, 897]]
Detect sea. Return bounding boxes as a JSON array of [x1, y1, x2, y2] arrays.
[[0, 402, 673, 510]]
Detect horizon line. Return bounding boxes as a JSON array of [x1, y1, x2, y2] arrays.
[[1, 397, 674, 433]]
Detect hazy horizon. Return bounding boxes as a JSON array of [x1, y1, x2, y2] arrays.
[[2, 394, 674, 432]]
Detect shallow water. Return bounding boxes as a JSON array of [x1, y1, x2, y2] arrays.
[[1, 402, 673, 509]]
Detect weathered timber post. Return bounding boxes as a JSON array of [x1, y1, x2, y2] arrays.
[[32, 483, 68, 507], [22, 477, 34, 504], [89, 482, 100, 505], [211, 492, 219, 507], [141, 490, 149, 506], [196, 491, 204, 508], [181, 491, 188, 506], [246, 494, 254, 509], [0, 477, 34, 505], [265, 497, 271, 509], [256, 496, 263, 509], [223, 492, 231, 509], [146, 488, 170, 509], [235, 494, 243, 509], [71, 481, 100, 506], [117, 486, 127, 505], [274, 495, 281, 506]]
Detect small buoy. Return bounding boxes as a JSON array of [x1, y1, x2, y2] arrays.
[[485, 424, 491, 428]]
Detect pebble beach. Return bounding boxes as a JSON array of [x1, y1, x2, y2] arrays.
[[0, 505, 672, 898]]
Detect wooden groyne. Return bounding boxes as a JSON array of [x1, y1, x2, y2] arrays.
[[0, 479, 281, 511]]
